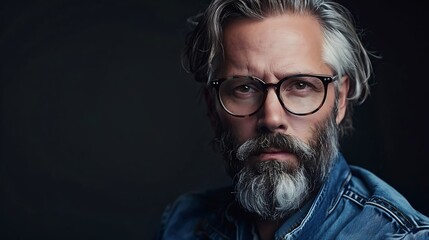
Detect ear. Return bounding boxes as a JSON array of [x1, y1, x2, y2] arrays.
[[336, 75, 350, 124]]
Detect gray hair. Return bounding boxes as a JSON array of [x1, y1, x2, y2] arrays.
[[183, 0, 373, 136]]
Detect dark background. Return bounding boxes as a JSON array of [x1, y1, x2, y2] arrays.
[[1, 1, 428, 239]]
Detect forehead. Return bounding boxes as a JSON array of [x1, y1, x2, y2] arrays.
[[223, 12, 323, 48], [220, 13, 327, 76]]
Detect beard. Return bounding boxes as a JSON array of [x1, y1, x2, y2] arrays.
[[215, 112, 339, 221]]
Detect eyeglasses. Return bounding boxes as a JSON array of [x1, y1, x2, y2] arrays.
[[210, 74, 338, 117]]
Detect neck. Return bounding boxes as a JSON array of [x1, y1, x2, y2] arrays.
[[256, 218, 283, 240]]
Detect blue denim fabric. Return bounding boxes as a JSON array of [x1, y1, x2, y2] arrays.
[[156, 154, 429, 239]]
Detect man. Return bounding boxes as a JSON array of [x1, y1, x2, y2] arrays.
[[156, 0, 429, 239]]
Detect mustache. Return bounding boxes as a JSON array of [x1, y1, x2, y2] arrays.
[[236, 133, 314, 162]]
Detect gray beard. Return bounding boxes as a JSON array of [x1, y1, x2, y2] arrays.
[[216, 113, 339, 221]]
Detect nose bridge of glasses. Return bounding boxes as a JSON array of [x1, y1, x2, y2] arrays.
[[262, 82, 283, 108], [263, 82, 279, 91]]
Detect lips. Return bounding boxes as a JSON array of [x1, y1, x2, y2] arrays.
[[254, 148, 293, 161], [261, 147, 289, 154]]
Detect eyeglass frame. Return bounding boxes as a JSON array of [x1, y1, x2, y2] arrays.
[[209, 74, 339, 117]]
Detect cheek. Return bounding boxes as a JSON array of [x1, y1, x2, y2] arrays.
[[285, 117, 318, 142], [220, 113, 258, 144], [286, 96, 337, 141], [292, 90, 336, 139]]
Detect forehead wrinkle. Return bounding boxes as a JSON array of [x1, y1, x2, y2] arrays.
[[222, 45, 267, 78]]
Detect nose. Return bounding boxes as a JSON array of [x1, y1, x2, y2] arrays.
[[257, 88, 288, 134]]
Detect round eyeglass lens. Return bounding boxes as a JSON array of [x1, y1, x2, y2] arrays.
[[219, 77, 264, 116], [279, 76, 325, 114]]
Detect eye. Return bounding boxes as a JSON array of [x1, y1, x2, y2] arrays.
[[234, 84, 257, 93], [293, 81, 310, 90], [231, 84, 261, 99], [283, 77, 323, 93], [219, 77, 263, 100]]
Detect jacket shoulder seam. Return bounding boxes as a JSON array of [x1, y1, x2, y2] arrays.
[[343, 189, 426, 232], [366, 197, 419, 232]]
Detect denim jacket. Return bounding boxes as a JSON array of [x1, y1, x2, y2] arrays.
[[156, 154, 429, 239]]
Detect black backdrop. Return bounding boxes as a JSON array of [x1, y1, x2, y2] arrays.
[[1, 1, 428, 239]]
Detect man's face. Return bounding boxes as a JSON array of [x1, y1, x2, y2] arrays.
[[213, 13, 349, 219]]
